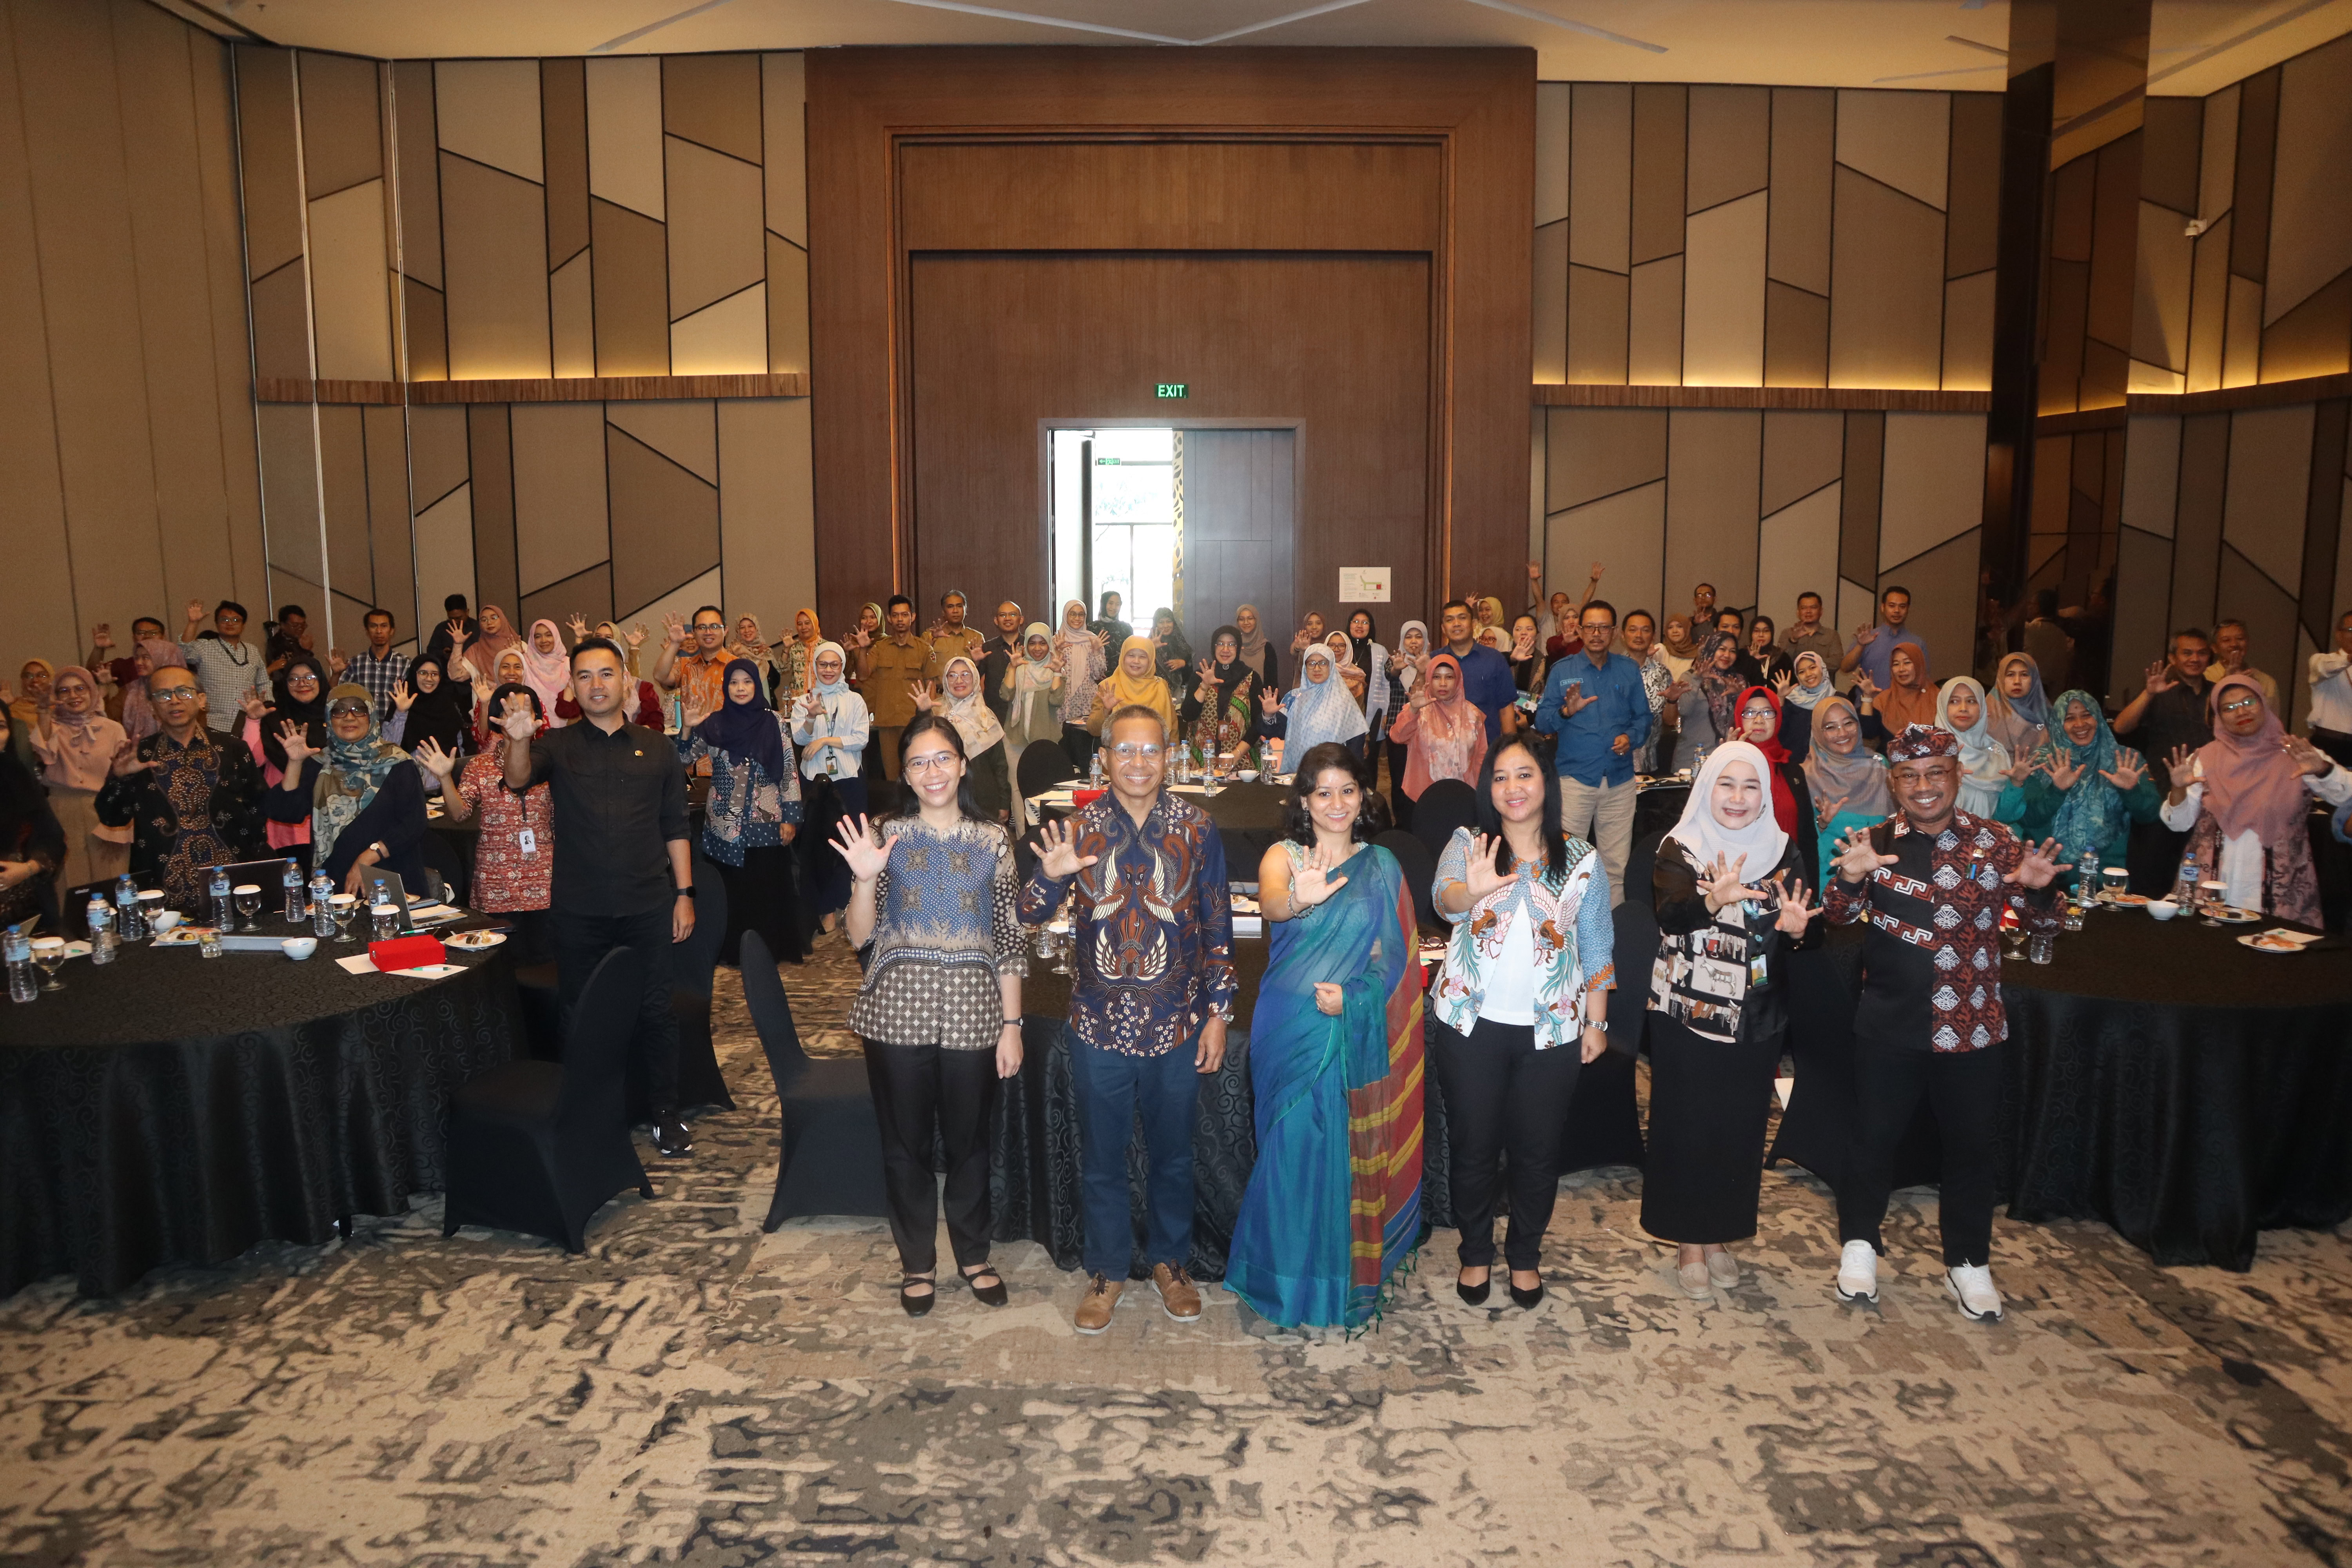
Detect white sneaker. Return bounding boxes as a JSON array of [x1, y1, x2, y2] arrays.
[[1834, 1240, 1879, 1304], [1945, 1263, 2003, 1323]]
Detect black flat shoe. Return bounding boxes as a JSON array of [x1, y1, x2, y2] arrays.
[[900, 1276, 935, 1317], [1508, 1278, 1545, 1310], [1456, 1270, 1491, 1306], [961, 1263, 1009, 1307]]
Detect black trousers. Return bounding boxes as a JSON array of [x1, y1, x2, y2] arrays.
[[1836, 1037, 2002, 1267], [1640, 1013, 1782, 1245], [552, 904, 679, 1116], [862, 1039, 1000, 1274], [1060, 722, 1098, 778], [1385, 739, 1413, 831], [1428, 1015, 1581, 1272]]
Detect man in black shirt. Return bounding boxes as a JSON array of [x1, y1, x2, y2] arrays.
[[2112, 627, 2214, 891], [503, 636, 697, 1157], [980, 599, 1024, 720]]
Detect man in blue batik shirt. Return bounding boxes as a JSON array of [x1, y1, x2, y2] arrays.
[[1532, 599, 1652, 907]]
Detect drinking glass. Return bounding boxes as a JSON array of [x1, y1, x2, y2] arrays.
[[330, 895, 359, 944], [232, 884, 261, 931], [2028, 931, 2055, 965], [30, 937, 65, 991], [2198, 880, 2229, 926], [2001, 924, 2027, 962], [2101, 867, 2127, 904]]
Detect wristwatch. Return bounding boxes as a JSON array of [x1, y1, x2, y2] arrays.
[[1589, 1018, 1608, 1033], [675, 886, 696, 900], [1002, 1016, 1023, 1029]]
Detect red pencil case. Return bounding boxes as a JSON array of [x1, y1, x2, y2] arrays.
[[369, 933, 447, 971], [1071, 788, 1106, 807]]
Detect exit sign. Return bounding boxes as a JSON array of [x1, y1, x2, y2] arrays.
[[1156, 383, 1188, 399]]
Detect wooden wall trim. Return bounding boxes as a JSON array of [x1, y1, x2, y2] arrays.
[[2032, 406, 2127, 434], [255, 374, 810, 405], [1535, 384, 1994, 412], [2022, 374, 2352, 433]]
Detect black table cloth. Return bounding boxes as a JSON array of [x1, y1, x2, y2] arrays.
[[1770, 910, 2352, 1271], [0, 926, 519, 1297]]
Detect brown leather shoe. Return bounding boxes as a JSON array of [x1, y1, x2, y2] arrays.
[[1074, 1272, 1123, 1334], [1151, 1262, 1203, 1322]]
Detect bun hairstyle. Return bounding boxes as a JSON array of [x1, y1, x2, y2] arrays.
[[1281, 742, 1388, 845]]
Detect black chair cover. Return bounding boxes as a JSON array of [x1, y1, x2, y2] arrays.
[[1374, 829, 1439, 934], [742, 930, 890, 1229], [1412, 778, 1477, 864], [1016, 741, 1078, 797]]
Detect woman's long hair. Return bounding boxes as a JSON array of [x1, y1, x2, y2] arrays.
[[893, 713, 989, 823], [1281, 741, 1387, 845], [1471, 736, 1569, 883]]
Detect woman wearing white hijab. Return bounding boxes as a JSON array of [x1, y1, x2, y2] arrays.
[[1771, 650, 1837, 766], [1000, 623, 1064, 823], [1935, 676, 2025, 824], [916, 654, 1009, 820], [790, 639, 870, 928], [1053, 599, 1109, 776], [1259, 642, 1369, 768], [1644, 740, 1817, 1299]]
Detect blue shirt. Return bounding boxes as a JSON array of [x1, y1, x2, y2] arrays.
[[1531, 650, 1653, 787], [1851, 627, 1926, 690], [1448, 642, 1520, 744]]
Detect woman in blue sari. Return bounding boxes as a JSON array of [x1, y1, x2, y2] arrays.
[[1228, 741, 1423, 1332]]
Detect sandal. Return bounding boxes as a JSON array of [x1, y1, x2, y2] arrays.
[[900, 1274, 936, 1317], [960, 1262, 1009, 1307]]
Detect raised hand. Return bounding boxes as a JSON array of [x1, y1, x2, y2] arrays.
[[1854, 624, 1879, 647], [107, 735, 152, 778], [1773, 873, 1819, 935], [240, 690, 270, 722], [1313, 982, 1344, 1017], [1289, 842, 1351, 909], [1834, 825, 1895, 885], [662, 612, 688, 648], [1526, 560, 1543, 582], [1855, 671, 1880, 705], [1697, 851, 1760, 912], [1662, 677, 1690, 702], [1558, 680, 1597, 718], [1031, 818, 1100, 880], [1772, 670, 1793, 697], [1196, 659, 1220, 690], [2005, 836, 2063, 889], [2098, 748, 2145, 792], [277, 719, 318, 766], [2008, 754, 2036, 786], [829, 813, 892, 882], [91, 624, 113, 651], [327, 648, 348, 677], [909, 679, 936, 713], [2165, 744, 2198, 791], [565, 613, 590, 642], [185, 598, 206, 626], [1588, 560, 1606, 583], [1094, 630, 1110, 651], [390, 679, 415, 713], [2144, 659, 2175, 695], [1460, 833, 1513, 903], [414, 737, 459, 779], [2283, 734, 2334, 777], [624, 622, 648, 649], [1258, 685, 1283, 718], [499, 693, 537, 742], [1290, 628, 1313, 652], [2043, 753, 2084, 791], [799, 688, 825, 718]]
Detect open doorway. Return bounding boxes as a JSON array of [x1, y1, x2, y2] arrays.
[[1049, 428, 1178, 631]]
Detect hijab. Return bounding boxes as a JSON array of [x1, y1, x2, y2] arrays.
[[2032, 690, 2128, 862], [1666, 740, 1791, 873], [1694, 630, 1746, 740], [1280, 644, 1368, 756], [1412, 652, 1479, 782], [1935, 676, 2013, 817], [1662, 615, 1698, 659], [520, 619, 573, 721], [1985, 652, 2051, 759], [795, 610, 822, 647], [312, 683, 408, 865], [927, 654, 1002, 757], [470, 606, 522, 664], [811, 640, 851, 697], [1345, 613, 1377, 675], [1101, 635, 1172, 718], [1152, 612, 1192, 670], [694, 656, 790, 783], [10, 659, 53, 728], [1876, 644, 1937, 735], [1785, 650, 1834, 710], [402, 654, 472, 757], [1733, 686, 1798, 834], [2196, 673, 2308, 844], [1234, 604, 1270, 673], [1200, 626, 1258, 722], [40, 667, 117, 791], [1803, 696, 1892, 822], [262, 652, 331, 773], [1475, 595, 1506, 632]]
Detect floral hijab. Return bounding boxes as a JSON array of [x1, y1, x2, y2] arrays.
[[939, 655, 1005, 756], [312, 683, 407, 864]]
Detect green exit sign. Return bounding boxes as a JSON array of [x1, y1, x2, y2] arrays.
[[1156, 383, 1188, 399]]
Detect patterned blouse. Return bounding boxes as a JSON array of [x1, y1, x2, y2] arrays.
[[93, 728, 270, 912], [848, 815, 1027, 1050], [1428, 827, 1614, 1051], [679, 719, 803, 867], [456, 753, 553, 912]]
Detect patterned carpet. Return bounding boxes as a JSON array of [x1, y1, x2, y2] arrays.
[[4, 932, 2350, 1566]]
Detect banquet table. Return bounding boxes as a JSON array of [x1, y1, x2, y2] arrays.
[[0, 922, 519, 1298], [1768, 908, 2352, 1271]]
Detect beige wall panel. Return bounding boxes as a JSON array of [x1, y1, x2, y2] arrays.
[[520, 561, 614, 637], [412, 481, 475, 631], [1628, 256, 1683, 385], [1879, 413, 1986, 571], [1566, 264, 1630, 384], [1530, 405, 1546, 560], [232, 45, 304, 278], [468, 405, 517, 616], [2187, 215, 2230, 391], [550, 249, 595, 379], [1835, 89, 1949, 210], [608, 399, 718, 483], [2261, 270, 2352, 381], [2268, 33, 2352, 326], [317, 405, 373, 614], [2199, 84, 2239, 230], [440, 152, 550, 379], [1685, 85, 1768, 214], [435, 59, 542, 182], [308, 179, 395, 382], [296, 50, 381, 199], [664, 53, 761, 165], [1630, 84, 1686, 267], [1534, 82, 1569, 227], [390, 60, 441, 292], [1942, 270, 1996, 391], [1828, 168, 1945, 388], [257, 402, 325, 590], [2120, 414, 2181, 539], [2134, 199, 2194, 374], [624, 563, 723, 630], [1545, 407, 1667, 512], [512, 402, 611, 596], [2140, 96, 2201, 217], [1532, 219, 1567, 383], [187, 24, 269, 609], [718, 398, 816, 623], [409, 404, 470, 510], [761, 53, 807, 247], [1547, 481, 1663, 633], [1944, 93, 2003, 278], [1568, 83, 1630, 275], [1768, 87, 1834, 294], [1757, 479, 1841, 630], [587, 55, 664, 221], [2336, 477, 2352, 631], [2222, 403, 2314, 589], [403, 278, 448, 382], [541, 58, 590, 267], [670, 283, 767, 376], [363, 405, 416, 638], [592, 197, 670, 374], [666, 136, 764, 319], [2224, 273, 2263, 387], [2112, 526, 2174, 693], [249, 259, 312, 382], [1877, 528, 1976, 682], [608, 428, 720, 613], [2087, 139, 2142, 359], [1664, 410, 1762, 610], [2216, 543, 2299, 699], [767, 233, 809, 374], [1764, 281, 1829, 387], [0, 6, 76, 677], [1761, 410, 1843, 516], [1682, 191, 1766, 386]]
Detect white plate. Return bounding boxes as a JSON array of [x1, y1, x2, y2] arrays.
[[152, 927, 207, 947], [2239, 931, 2308, 953], [445, 929, 507, 952]]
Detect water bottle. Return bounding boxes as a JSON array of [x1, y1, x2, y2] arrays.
[[87, 896, 117, 966], [114, 873, 143, 942], [2076, 845, 2100, 906], [1088, 749, 1103, 787], [208, 866, 233, 933], [282, 857, 306, 924], [2174, 845, 2201, 907], [5, 926, 34, 1003], [371, 878, 397, 942], [311, 871, 336, 938]]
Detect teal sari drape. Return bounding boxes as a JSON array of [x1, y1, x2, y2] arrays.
[[1227, 843, 1424, 1331]]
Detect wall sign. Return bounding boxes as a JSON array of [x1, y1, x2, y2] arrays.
[[1338, 567, 1390, 603], [1155, 383, 1188, 398]]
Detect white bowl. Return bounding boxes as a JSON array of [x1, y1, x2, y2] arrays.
[[2146, 900, 2179, 921], [281, 937, 318, 960], [1235, 769, 1259, 782], [149, 910, 183, 932]]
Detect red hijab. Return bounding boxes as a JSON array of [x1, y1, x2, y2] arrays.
[[1735, 684, 1798, 834]]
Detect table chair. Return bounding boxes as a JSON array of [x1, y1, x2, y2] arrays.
[[740, 929, 890, 1230], [442, 944, 654, 1253], [1410, 778, 1478, 864], [1373, 829, 1439, 935], [1016, 740, 1077, 798]]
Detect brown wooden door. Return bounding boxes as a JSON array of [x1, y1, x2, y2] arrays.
[[1179, 428, 1295, 671]]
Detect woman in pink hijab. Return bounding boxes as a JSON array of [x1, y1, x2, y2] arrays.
[[519, 619, 575, 729], [2157, 672, 2352, 924]]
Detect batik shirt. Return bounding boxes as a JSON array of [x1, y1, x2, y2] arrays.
[[848, 816, 1027, 1051], [1824, 809, 2058, 1053], [679, 720, 804, 868], [1428, 828, 1613, 1051], [93, 728, 269, 912], [1020, 791, 1236, 1056]]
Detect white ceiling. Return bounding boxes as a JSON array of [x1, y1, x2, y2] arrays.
[[176, 0, 2352, 94]]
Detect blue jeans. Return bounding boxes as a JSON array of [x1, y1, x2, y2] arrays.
[[1069, 1031, 1202, 1279]]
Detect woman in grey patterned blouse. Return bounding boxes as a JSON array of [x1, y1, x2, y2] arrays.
[[833, 713, 1027, 1317]]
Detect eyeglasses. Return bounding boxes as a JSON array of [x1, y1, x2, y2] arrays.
[[151, 688, 200, 703], [2218, 695, 2261, 713], [327, 700, 372, 719], [1108, 743, 1164, 761], [904, 752, 961, 773]]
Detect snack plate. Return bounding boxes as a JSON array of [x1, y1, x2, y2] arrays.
[[445, 929, 506, 952], [2210, 906, 2261, 925], [2239, 931, 2308, 953]]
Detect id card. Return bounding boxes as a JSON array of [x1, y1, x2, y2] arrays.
[[518, 828, 537, 856]]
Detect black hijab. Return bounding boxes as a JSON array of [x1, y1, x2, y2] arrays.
[[1345, 612, 1377, 676], [262, 653, 330, 773], [1204, 625, 1259, 711], [402, 655, 472, 757]]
